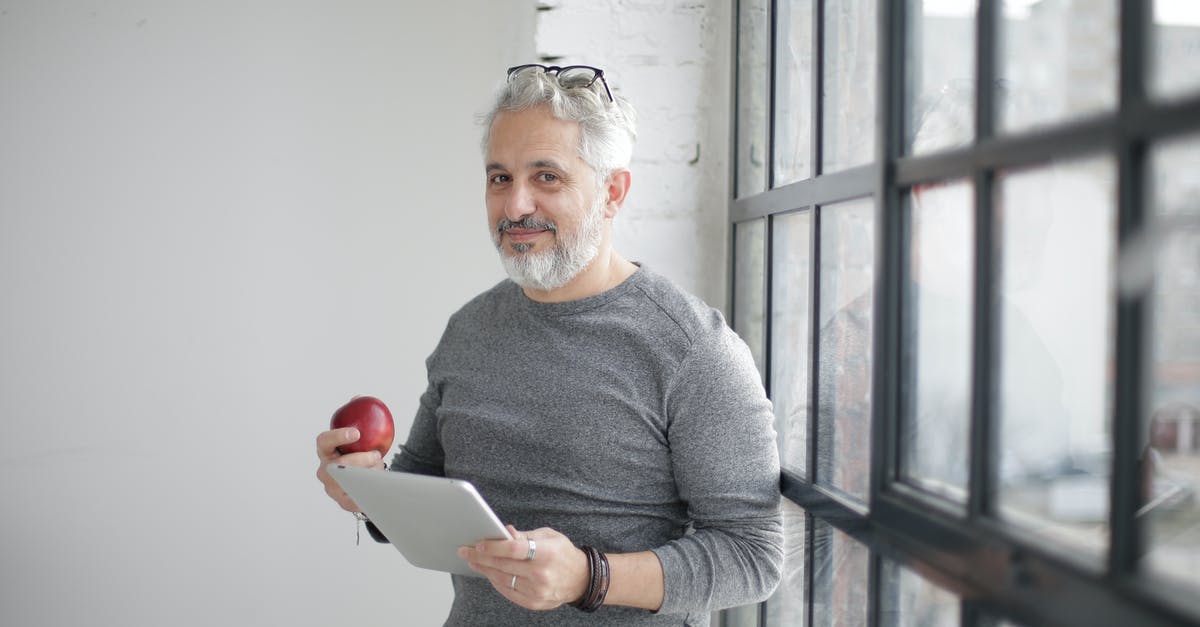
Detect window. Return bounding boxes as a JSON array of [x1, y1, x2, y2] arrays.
[[730, 1, 1200, 626]]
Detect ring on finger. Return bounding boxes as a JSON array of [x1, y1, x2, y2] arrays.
[[510, 574, 518, 590], [525, 538, 536, 561]]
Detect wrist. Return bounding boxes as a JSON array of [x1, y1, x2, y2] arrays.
[[569, 547, 590, 605], [570, 545, 610, 612]]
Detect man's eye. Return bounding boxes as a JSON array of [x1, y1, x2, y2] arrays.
[[537, 172, 559, 183], [489, 174, 511, 185]]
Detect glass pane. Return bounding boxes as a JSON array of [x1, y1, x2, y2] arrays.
[[772, 211, 813, 474], [738, 0, 770, 197], [998, 0, 1118, 132], [901, 180, 974, 501], [907, 0, 977, 154], [994, 156, 1117, 555], [879, 560, 961, 627], [1142, 136, 1200, 587], [818, 197, 876, 502], [1152, 1, 1200, 99], [812, 521, 870, 627], [736, 219, 768, 378], [723, 603, 761, 627], [981, 618, 1030, 627], [774, 0, 815, 184], [822, 0, 877, 172], [765, 500, 808, 627]]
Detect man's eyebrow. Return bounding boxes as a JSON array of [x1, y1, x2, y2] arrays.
[[529, 159, 565, 171], [485, 159, 567, 173]]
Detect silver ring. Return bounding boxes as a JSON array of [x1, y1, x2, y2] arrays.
[[510, 574, 518, 590], [525, 538, 536, 561]]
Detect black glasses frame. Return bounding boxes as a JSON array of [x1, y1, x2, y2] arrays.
[[506, 64, 615, 103]]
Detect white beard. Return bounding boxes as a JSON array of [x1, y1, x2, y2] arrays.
[[493, 195, 606, 292]]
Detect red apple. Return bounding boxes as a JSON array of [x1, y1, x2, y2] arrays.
[[330, 396, 395, 457]]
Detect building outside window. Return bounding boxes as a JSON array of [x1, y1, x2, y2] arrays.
[[727, 1, 1200, 625]]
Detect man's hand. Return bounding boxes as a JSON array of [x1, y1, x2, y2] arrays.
[[315, 426, 387, 512], [457, 526, 590, 611]]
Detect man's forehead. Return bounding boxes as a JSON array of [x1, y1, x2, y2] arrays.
[[486, 158, 569, 172], [486, 110, 586, 169], [489, 107, 579, 146]]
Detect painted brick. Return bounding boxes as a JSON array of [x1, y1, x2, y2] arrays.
[[534, 0, 730, 309]]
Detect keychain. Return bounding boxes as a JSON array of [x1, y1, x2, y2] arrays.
[[354, 512, 368, 546]]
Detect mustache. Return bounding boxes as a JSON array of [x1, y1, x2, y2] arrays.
[[497, 217, 558, 234]]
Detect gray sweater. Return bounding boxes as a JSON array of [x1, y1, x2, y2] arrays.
[[391, 266, 783, 626]]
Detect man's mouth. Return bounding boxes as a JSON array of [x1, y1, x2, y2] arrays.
[[503, 227, 550, 243], [498, 219, 556, 245]]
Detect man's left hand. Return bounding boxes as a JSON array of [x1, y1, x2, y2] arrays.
[[458, 525, 590, 611]]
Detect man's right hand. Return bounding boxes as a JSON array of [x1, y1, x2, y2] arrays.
[[315, 427, 386, 512]]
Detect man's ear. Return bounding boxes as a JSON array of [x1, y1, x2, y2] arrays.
[[602, 169, 632, 219]]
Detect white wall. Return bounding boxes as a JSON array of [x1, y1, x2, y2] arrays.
[[0, 2, 530, 625], [0, 2, 733, 626]]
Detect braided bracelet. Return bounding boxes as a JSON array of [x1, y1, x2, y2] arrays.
[[571, 545, 610, 612]]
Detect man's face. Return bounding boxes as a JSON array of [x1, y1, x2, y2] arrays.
[[484, 105, 609, 291]]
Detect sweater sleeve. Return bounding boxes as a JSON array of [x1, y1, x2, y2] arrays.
[[390, 370, 448, 478], [368, 357, 447, 545], [392, 314, 457, 478], [651, 320, 784, 614]]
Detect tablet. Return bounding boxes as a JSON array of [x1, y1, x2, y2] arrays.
[[327, 464, 512, 576]]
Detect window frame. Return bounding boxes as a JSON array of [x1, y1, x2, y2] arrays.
[[728, 1, 1200, 626]]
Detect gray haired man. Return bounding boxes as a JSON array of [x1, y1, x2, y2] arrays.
[[316, 63, 783, 626]]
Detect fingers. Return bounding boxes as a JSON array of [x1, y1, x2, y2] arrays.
[[458, 527, 587, 611], [316, 427, 385, 512], [316, 427, 360, 461], [459, 551, 538, 608], [337, 450, 385, 468], [472, 530, 531, 561], [323, 479, 361, 512]]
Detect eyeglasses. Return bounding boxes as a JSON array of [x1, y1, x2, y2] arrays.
[[506, 64, 614, 103]]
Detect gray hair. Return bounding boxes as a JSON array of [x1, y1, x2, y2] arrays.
[[481, 67, 638, 184]]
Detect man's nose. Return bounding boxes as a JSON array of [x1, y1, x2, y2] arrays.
[[505, 180, 536, 222]]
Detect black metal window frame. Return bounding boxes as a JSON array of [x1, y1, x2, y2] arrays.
[[728, 1, 1200, 626]]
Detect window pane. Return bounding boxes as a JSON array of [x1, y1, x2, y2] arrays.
[[766, 500, 808, 627], [998, 0, 1118, 132], [879, 560, 961, 627], [723, 603, 761, 627], [772, 211, 813, 474], [980, 618, 1030, 627], [1152, 1, 1200, 99], [775, 0, 815, 185], [907, 0, 977, 154], [822, 0, 877, 172], [736, 219, 768, 378], [901, 181, 974, 501], [738, 0, 770, 197], [818, 197, 876, 502], [812, 521, 870, 627], [994, 156, 1117, 555], [1142, 136, 1200, 587]]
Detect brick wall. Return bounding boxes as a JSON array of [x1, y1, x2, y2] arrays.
[[534, 0, 733, 312]]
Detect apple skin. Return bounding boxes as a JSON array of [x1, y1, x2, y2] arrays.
[[330, 396, 395, 457]]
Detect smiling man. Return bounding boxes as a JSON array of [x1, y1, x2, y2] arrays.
[[316, 64, 783, 626], [484, 101, 635, 301]]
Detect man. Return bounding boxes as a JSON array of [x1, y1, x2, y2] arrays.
[[315, 63, 782, 626]]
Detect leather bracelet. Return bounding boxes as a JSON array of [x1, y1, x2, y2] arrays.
[[593, 549, 610, 609], [571, 545, 610, 612], [572, 546, 596, 611]]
